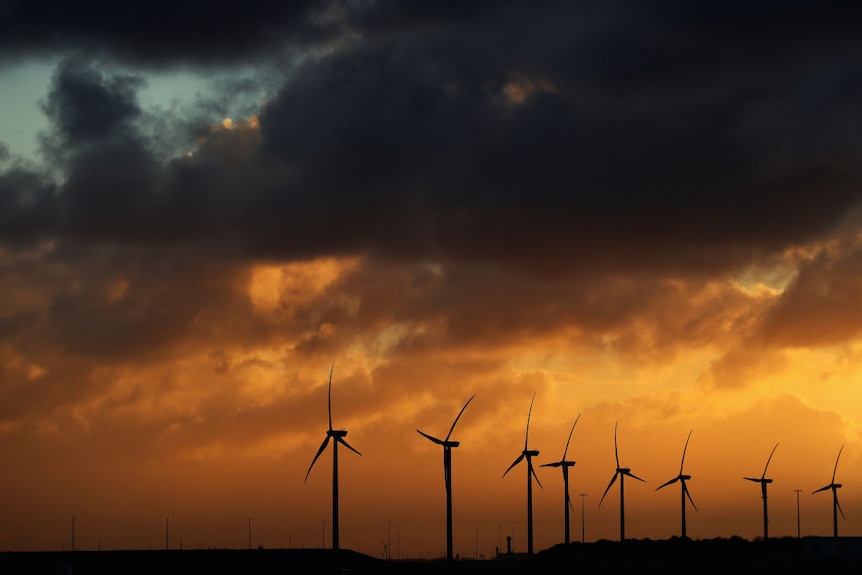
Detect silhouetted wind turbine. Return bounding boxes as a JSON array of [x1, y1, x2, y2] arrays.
[[305, 363, 362, 550], [813, 444, 845, 538], [540, 414, 581, 544], [656, 429, 697, 539], [599, 421, 645, 542], [503, 393, 542, 557], [417, 394, 475, 562], [743, 442, 778, 540]]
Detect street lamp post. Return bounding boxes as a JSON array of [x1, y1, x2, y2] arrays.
[[165, 516, 171, 550]]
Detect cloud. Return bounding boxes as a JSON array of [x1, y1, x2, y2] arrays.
[[3, 2, 862, 550], [0, 0, 329, 67], [2, 3, 862, 278]]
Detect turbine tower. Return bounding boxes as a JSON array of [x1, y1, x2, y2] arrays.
[[503, 393, 542, 557], [743, 442, 778, 540], [417, 394, 475, 561], [305, 363, 362, 550], [655, 429, 697, 539], [599, 421, 645, 542], [541, 414, 581, 545], [813, 444, 845, 538]]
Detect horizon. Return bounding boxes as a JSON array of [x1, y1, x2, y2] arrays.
[[3, 0, 862, 559]]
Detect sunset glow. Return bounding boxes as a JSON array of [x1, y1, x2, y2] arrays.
[[2, 0, 862, 560]]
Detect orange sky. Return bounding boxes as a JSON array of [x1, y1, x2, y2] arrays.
[[2, 246, 862, 556], [3, 0, 862, 560]]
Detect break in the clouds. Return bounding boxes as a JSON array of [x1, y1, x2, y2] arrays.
[[3, 0, 862, 551]]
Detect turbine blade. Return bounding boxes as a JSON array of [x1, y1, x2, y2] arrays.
[[743, 477, 760, 482], [682, 480, 698, 512], [832, 444, 845, 483], [567, 492, 575, 511], [836, 492, 846, 519], [679, 429, 693, 475], [762, 442, 779, 479], [624, 470, 646, 482], [305, 436, 331, 482], [812, 485, 831, 494], [327, 363, 335, 432], [337, 436, 362, 456], [599, 473, 618, 508], [613, 421, 620, 468], [524, 393, 536, 450], [541, 461, 563, 468], [503, 454, 525, 478], [445, 395, 475, 441], [655, 477, 679, 491], [529, 460, 543, 489], [417, 430, 445, 445], [562, 413, 581, 459]]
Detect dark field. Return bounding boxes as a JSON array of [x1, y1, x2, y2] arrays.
[[2, 537, 860, 574]]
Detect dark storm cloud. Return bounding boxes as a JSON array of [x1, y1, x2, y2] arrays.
[[250, 0, 862, 273], [0, 0, 328, 67], [40, 58, 144, 144], [2, 1, 862, 277]]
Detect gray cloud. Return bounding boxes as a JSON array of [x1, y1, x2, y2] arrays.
[[2, 1, 862, 276], [0, 0, 328, 68]]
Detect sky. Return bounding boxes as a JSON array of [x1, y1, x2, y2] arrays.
[[2, 0, 862, 558]]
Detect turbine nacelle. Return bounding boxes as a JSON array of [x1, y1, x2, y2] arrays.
[[329, 429, 348, 438], [542, 460, 576, 468], [524, 449, 540, 457], [416, 430, 461, 449]]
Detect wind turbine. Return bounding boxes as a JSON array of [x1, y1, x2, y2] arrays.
[[417, 394, 475, 562], [655, 429, 697, 539], [540, 414, 581, 545], [503, 393, 542, 557], [812, 444, 845, 538], [305, 363, 362, 550], [743, 442, 778, 540], [599, 421, 645, 542]]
